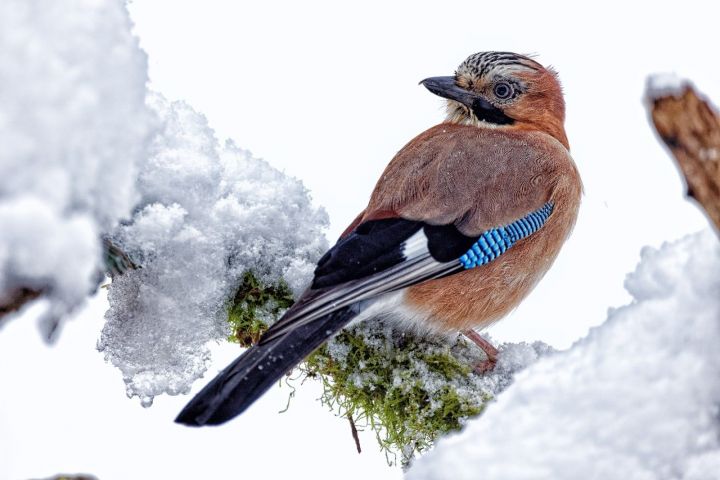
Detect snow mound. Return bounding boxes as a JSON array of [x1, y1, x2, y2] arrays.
[[100, 95, 328, 404], [408, 230, 720, 480], [0, 0, 154, 335]]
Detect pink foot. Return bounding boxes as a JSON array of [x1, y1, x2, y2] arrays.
[[463, 329, 498, 374]]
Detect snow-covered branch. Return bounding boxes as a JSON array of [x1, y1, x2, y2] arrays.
[[0, 0, 154, 337], [0, 0, 329, 404]]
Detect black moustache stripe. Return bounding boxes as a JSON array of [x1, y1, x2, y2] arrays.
[[471, 99, 514, 125]]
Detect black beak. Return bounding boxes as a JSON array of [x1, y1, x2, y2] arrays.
[[420, 76, 477, 107], [420, 76, 514, 125]]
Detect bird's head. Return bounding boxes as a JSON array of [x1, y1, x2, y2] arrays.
[[421, 51, 568, 149]]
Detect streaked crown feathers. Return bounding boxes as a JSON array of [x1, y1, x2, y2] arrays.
[[446, 51, 567, 148]]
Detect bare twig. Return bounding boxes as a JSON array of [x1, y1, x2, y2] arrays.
[[348, 413, 362, 454]]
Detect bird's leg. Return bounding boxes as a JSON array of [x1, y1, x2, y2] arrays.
[[463, 329, 498, 374]]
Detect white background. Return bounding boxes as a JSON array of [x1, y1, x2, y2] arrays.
[[1, 1, 718, 478]]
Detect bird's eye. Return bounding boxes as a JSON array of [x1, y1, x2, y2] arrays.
[[493, 82, 513, 100]]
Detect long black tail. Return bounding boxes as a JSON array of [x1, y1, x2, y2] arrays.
[[175, 304, 359, 426]]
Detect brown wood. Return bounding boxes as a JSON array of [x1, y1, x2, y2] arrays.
[[0, 287, 41, 320], [649, 85, 720, 232]]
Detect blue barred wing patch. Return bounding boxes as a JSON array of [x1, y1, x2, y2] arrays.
[[459, 202, 554, 269]]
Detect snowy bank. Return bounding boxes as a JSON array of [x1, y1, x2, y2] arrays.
[[408, 230, 720, 480]]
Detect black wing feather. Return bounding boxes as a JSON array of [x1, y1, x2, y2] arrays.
[[176, 305, 359, 426], [313, 218, 423, 288]]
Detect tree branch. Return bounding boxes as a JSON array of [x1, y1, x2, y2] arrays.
[[0, 287, 42, 320]]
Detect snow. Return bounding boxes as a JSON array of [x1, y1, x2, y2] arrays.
[[646, 73, 689, 100], [0, 0, 154, 335], [408, 230, 720, 480], [100, 95, 328, 404], [480, 340, 555, 393]]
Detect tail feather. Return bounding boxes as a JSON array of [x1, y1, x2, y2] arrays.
[[175, 304, 359, 426]]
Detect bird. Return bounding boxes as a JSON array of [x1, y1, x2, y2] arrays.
[[176, 51, 582, 427]]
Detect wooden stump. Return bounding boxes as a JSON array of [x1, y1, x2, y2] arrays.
[[648, 79, 720, 233]]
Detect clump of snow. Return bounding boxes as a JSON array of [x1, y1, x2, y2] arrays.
[[408, 230, 720, 480], [480, 340, 555, 394], [0, 0, 154, 334], [100, 95, 328, 404], [646, 73, 689, 100]]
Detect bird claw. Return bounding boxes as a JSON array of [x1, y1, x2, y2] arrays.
[[473, 357, 497, 374], [463, 329, 499, 374]]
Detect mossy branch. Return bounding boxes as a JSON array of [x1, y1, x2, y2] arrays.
[[226, 274, 494, 466]]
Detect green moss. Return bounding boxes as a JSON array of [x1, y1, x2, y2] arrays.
[[227, 271, 294, 347], [302, 323, 491, 465]]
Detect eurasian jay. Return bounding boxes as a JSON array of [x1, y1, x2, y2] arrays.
[[176, 51, 581, 426]]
